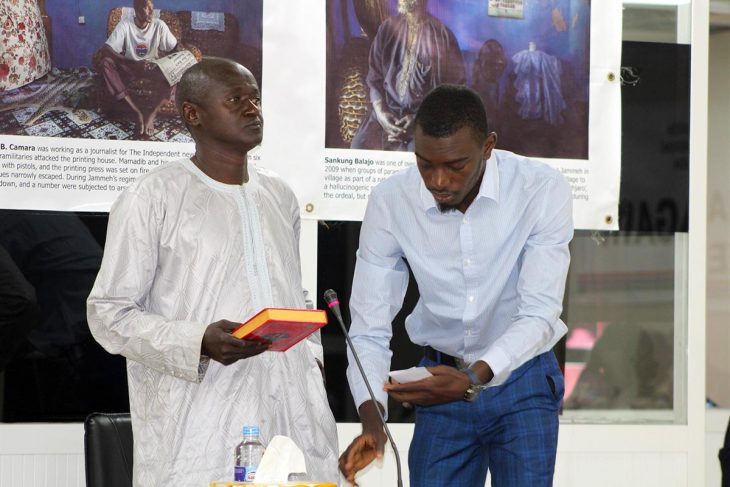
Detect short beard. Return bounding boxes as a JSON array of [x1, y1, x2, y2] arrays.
[[437, 203, 457, 213]]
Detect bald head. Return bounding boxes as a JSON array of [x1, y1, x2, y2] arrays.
[[176, 57, 263, 150], [175, 57, 257, 115]]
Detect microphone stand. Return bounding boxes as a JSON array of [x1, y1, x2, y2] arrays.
[[323, 289, 403, 487]]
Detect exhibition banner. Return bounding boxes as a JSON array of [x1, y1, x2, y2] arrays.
[[0, 0, 620, 230]]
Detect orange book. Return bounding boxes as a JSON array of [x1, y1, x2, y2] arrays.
[[231, 308, 328, 352]]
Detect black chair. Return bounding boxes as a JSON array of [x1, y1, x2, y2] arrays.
[[721, 416, 730, 487], [84, 412, 133, 487]]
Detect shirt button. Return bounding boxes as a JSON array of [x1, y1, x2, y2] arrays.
[[463, 217, 469, 224], [464, 259, 471, 266], [468, 295, 474, 302]]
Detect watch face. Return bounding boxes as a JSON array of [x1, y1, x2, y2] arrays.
[[464, 385, 481, 402]]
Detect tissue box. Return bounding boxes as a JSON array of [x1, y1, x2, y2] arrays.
[[209, 483, 336, 487]]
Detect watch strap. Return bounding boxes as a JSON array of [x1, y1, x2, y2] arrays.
[[460, 367, 481, 385]]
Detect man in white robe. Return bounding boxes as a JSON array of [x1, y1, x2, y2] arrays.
[[87, 57, 339, 486]]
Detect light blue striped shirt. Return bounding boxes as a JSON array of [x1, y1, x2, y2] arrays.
[[347, 149, 574, 411]]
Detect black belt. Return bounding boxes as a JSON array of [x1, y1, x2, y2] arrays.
[[424, 346, 459, 367]]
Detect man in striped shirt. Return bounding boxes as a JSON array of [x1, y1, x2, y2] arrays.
[[340, 84, 573, 487]]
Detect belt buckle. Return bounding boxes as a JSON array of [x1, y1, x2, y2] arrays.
[[454, 357, 470, 370]]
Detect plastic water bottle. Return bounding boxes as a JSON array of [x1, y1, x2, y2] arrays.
[[234, 425, 266, 482], [303, 289, 314, 309]]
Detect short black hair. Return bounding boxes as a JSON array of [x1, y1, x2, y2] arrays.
[[414, 84, 489, 141]]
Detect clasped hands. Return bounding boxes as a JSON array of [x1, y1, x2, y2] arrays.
[[201, 319, 270, 365], [372, 100, 414, 143]]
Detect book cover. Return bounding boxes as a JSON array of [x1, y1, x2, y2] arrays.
[[231, 308, 328, 352]]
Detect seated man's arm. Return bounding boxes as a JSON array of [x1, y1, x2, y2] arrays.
[[97, 21, 139, 67], [365, 23, 406, 139], [155, 20, 183, 57], [169, 41, 186, 54], [96, 43, 134, 65], [156, 42, 183, 58]]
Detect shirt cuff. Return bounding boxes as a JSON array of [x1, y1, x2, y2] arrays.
[[197, 355, 210, 382], [355, 396, 389, 423], [479, 346, 512, 388], [349, 374, 389, 421], [181, 321, 210, 382]]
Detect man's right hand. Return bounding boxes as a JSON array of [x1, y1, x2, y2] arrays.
[[339, 401, 388, 486], [201, 319, 269, 365]]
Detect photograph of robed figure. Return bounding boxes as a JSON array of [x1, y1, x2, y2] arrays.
[[326, 0, 591, 160]]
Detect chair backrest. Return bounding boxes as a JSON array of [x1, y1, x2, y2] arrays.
[[84, 412, 133, 487], [721, 417, 730, 487]]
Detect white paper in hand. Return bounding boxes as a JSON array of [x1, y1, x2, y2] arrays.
[[388, 366, 433, 383]]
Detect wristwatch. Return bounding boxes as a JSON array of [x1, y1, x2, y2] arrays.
[[460, 367, 487, 402]]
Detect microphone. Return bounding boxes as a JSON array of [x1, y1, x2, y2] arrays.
[[323, 289, 403, 487]]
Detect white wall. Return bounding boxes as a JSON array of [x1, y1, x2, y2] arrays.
[[707, 410, 730, 486], [0, 419, 727, 487], [0, 424, 84, 487], [703, 23, 730, 487], [706, 27, 730, 408]]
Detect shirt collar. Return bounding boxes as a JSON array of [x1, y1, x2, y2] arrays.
[[181, 157, 258, 193], [418, 152, 500, 212]]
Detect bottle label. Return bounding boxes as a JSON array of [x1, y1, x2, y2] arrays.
[[244, 466, 256, 482], [234, 465, 256, 482]]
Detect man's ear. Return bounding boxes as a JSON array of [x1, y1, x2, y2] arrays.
[[482, 132, 498, 160], [182, 101, 201, 127]]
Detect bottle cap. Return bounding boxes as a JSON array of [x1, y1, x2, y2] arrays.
[[242, 425, 259, 437]]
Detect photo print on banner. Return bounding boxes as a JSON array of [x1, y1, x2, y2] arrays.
[[0, 0, 262, 144], [325, 0, 590, 160]]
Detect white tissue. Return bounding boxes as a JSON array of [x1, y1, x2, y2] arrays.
[[388, 366, 433, 383], [253, 435, 307, 483]]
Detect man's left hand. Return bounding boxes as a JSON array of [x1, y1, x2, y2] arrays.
[[386, 114, 415, 143], [394, 114, 415, 132], [384, 365, 471, 406]]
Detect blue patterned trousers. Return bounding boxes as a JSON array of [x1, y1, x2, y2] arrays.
[[409, 351, 564, 487]]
